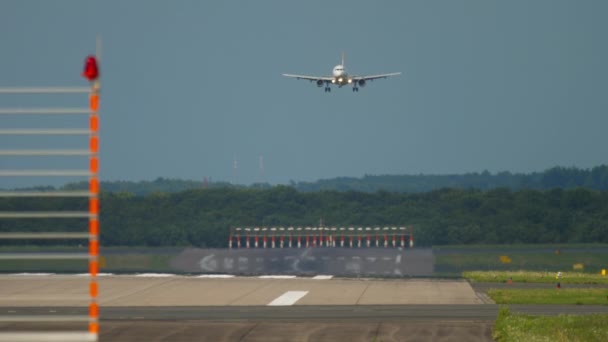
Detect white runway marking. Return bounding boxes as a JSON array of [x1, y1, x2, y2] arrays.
[[135, 273, 175, 277], [259, 275, 297, 279], [268, 291, 309, 306], [9, 273, 53, 276], [396, 255, 402, 264], [196, 274, 235, 278], [312, 275, 333, 280]]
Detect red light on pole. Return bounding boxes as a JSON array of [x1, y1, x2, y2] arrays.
[[82, 55, 100, 82]]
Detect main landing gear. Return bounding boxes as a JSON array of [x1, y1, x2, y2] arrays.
[[324, 87, 331, 92], [352, 87, 359, 92]]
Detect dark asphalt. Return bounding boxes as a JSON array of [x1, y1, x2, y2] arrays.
[[3, 305, 607, 342], [3, 304, 608, 321], [0, 320, 496, 342]]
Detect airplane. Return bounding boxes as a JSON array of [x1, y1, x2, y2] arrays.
[[282, 52, 401, 92]]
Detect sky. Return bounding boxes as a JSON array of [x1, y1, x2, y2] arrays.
[[0, 1, 607, 187]]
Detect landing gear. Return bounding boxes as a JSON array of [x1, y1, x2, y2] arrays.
[[352, 87, 359, 92], [324, 87, 331, 92]]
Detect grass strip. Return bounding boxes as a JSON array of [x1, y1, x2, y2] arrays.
[[494, 306, 608, 342], [464, 271, 608, 284], [488, 288, 608, 305]]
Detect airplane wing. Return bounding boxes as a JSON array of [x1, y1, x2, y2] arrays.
[[282, 74, 334, 82], [352, 72, 401, 81]]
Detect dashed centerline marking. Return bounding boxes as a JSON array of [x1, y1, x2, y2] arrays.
[[267, 291, 309, 306], [259, 275, 297, 279], [312, 275, 333, 280]]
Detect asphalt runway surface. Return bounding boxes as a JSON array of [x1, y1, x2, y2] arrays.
[[1, 320, 495, 342], [3, 305, 608, 342], [0, 275, 497, 341], [0, 276, 482, 306]]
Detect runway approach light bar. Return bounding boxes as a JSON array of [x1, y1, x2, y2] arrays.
[[229, 226, 414, 249]]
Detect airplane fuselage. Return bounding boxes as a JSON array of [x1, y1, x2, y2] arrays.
[[331, 65, 352, 86]]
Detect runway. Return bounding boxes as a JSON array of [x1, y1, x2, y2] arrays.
[[2, 274, 607, 341], [0, 275, 481, 306]]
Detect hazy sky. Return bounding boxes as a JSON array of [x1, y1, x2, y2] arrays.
[[1, 1, 606, 187]]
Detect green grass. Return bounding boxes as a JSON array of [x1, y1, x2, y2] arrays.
[[0, 260, 87, 272], [104, 254, 174, 272], [488, 288, 608, 305], [0, 254, 175, 273], [435, 243, 608, 251], [494, 307, 608, 342], [433, 244, 608, 273], [436, 249, 608, 274], [0, 246, 180, 273], [464, 271, 608, 284]]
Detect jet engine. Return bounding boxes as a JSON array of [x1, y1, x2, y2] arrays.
[[358, 79, 366, 87], [316, 80, 324, 87]]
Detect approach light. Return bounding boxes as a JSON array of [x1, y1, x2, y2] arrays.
[[82, 55, 99, 82]]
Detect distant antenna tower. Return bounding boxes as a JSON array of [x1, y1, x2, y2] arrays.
[[233, 155, 238, 184], [258, 155, 264, 183]]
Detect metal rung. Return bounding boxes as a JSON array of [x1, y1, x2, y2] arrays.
[[0, 150, 91, 156], [0, 316, 93, 323], [0, 212, 94, 218], [0, 170, 92, 177], [0, 253, 91, 260], [0, 232, 90, 239], [0, 191, 92, 197], [0, 108, 90, 114], [0, 87, 91, 94], [0, 129, 90, 135], [0, 332, 97, 342]]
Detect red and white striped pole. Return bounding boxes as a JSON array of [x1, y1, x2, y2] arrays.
[[87, 48, 101, 337]]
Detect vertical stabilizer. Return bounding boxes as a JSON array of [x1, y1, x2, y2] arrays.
[[341, 51, 345, 67]]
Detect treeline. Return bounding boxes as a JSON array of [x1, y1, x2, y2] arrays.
[[296, 165, 608, 193], [38, 165, 608, 195], [1, 186, 607, 247]]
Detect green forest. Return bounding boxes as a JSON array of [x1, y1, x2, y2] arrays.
[[1, 186, 607, 247]]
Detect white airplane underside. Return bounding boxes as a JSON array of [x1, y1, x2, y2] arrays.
[[283, 53, 401, 92]]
